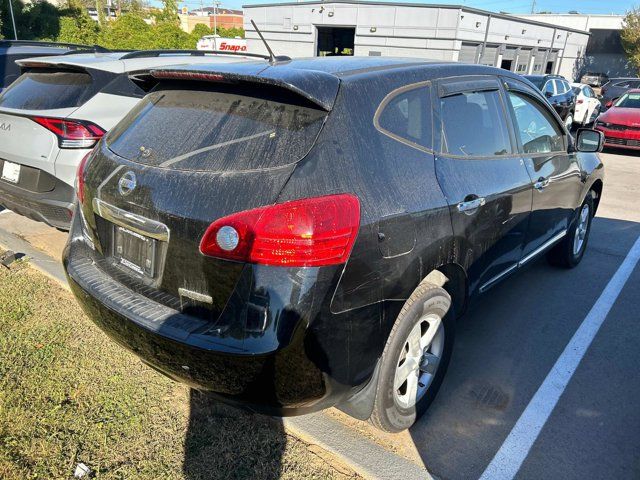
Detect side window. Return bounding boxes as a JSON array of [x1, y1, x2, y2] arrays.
[[615, 81, 631, 88], [553, 80, 565, 94], [632, 81, 640, 88], [507, 91, 564, 154], [375, 84, 432, 150], [543, 81, 555, 96], [440, 89, 512, 157]]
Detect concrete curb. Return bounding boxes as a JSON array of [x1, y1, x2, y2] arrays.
[[0, 224, 433, 480]]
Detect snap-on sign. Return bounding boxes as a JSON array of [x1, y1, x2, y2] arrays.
[[219, 42, 247, 52]]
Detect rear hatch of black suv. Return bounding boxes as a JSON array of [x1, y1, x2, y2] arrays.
[[75, 69, 341, 349]]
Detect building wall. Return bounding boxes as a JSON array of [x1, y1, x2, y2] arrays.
[[516, 14, 632, 77], [244, 2, 589, 80], [179, 14, 244, 34]]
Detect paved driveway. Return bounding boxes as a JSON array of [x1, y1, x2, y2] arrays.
[[410, 150, 640, 480]]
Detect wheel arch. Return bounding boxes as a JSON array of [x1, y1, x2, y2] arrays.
[[589, 179, 603, 215]]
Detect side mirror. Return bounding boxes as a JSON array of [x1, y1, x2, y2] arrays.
[[576, 128, 604, 153], [545, 91, 553, 98]]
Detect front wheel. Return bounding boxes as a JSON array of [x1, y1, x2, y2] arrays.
[[369, 282, 454, 433], [547, 193, 594, 268], [564, 112, 574, 131]]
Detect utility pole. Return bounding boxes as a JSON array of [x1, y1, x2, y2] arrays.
[[530, 0, 536, 14], [213, 0, 221, 36], [8, 0, 18, 40]]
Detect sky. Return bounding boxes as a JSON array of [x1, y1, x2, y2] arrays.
[[176, 0, 635, 15]]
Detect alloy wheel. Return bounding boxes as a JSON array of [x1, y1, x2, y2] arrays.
[[573, 203, 590, 256], [393, 313, 445, 409]]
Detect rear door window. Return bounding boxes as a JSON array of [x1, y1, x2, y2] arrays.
[[375, 83, 432, 150], [543, 81, 555, 96], [0, 70, 93, 110], [440, 90, 512, 157], [106, 86, 328, 172]]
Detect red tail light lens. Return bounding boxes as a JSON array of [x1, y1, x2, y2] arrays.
[[31, 116, 105, 149], [577, 99, 584, 104], [200, 194, 361, 267], [75, 151, 92, 205]]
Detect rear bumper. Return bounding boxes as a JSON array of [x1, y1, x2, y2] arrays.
[[63, 218, 364, 415], [0, 164, 74, 229]]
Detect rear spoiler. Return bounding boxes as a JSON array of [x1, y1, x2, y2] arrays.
[[135, 65, 341, 111]]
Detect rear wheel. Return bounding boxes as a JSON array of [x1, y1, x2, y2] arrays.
[[369, 282, 454, 433], [547, 193, 594, 268]]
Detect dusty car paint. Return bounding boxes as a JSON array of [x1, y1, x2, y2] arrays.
[[64, 58, 604, 417]]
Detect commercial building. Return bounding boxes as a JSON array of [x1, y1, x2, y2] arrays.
[[179, 8, 244, 33], [243, 0, 591, 80], [516, 14, 631, 78]]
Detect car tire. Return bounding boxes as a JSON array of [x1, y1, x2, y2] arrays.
[[564, 112, 574, 131], [369, 281, 454, 433], [547, 192, 594, 268]]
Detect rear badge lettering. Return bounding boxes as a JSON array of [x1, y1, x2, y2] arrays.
[[118, 171, 137, 196], [0, 123, 10, 131]]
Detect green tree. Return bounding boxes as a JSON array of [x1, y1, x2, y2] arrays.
[[621, 8, 640, 72], [150, 21, 190, 48], [189, 22, 211, 46], [153, 0, 179, 25], [99, 13, 152, 49]]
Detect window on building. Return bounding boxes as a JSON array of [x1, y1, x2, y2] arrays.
[[440, 90, 512, 157]]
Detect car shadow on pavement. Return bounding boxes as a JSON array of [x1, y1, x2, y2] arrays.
[[408, 217, 640, 480], [183, 390, 287, 480]]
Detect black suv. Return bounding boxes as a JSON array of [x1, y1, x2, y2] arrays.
[[524, 74, 577, 129], [600, 77, 640, 108], [64, 57, 605, 432], [0, 40, 103, 92]]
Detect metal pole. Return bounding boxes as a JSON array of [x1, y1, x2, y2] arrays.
[[8, 0, 18, 40], [213, 0, 218, 36]]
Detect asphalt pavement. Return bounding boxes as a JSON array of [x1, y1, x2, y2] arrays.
[[409, 150, 640, 480]]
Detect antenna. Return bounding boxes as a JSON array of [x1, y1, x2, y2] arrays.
[[250, 19, 291, 65]]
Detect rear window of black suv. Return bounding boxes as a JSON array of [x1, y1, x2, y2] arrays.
[[0, 70, 93, 109], [106, 84, 328, 172]]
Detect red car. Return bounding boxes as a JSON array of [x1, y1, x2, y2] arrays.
[[595, 89, 640, 150]]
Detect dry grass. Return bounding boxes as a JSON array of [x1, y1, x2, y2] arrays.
[[0, 258, 360, 480]]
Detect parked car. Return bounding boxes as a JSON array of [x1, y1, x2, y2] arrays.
[[523, 74, 577, 129], [0, 49, 257, 229], [600, 77, 640, 108], [64, 58, 605, 433], [0, 40, 102, 93], [580, 72, 608, 88], [595, 89, 640, 150], [571, 83, 601, 126]]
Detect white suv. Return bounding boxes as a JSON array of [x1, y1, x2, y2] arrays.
[[0, 50, 259, 229]]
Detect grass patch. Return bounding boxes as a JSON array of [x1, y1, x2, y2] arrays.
[[0, 259, 360, 480]]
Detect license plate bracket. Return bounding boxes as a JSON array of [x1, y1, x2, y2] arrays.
[[113, 225, 157, 278], [1, 161, 20, 184]]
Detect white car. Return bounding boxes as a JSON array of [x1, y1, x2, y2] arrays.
[[571, 83, 602, 127], [0, 49, 259, 229]]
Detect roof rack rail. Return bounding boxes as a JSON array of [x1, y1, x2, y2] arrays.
[[0, 40, 109, 52], [119, 49, 270, 60]]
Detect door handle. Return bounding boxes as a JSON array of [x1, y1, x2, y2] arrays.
[[534, 177, 550, 191], [457, 196, 486, 214]]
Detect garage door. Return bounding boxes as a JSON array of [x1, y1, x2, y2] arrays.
[[479, 45, 498, 66], [458, 43, 479, 63]]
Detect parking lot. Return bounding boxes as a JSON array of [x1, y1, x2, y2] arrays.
[[0, 149, 638, 480]]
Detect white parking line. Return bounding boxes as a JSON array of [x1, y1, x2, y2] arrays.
[[479, 234, 640, 480]]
